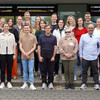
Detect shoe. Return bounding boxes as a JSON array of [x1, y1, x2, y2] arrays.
[[80, 84, 86, 90], [7, 82, 12, 89], [62, 75, 65, 81], [70, 84, 75, 89], [94, 84, 100, 90], [0, 82, 5, 89], [48, 83, 53, 89], [74, 75, 77, 81], [21, 83, 28, 89], [65, 84, 70, 89], [30, 84, 36, 90], [79, 74, 81, 78], [13, 77, 17, 80], [54, 75, 58, 81], [42, 83, 47, 89], [34, 72, 38, 77]]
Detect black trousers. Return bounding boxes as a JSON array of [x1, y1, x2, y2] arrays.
[[1, 54, 13, 82], [41, 50, 55, 84], [54, 54, 64, 74], [82, 59, 99, 84]]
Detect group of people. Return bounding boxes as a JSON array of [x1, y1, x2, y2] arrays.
[[0, 11, 100, 90]]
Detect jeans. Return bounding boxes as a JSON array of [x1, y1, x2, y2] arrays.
[[22, 59, 34, 84], [74, 52, 82, 76]]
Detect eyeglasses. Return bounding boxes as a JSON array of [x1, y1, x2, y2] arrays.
[[65, 31, 71, 33]]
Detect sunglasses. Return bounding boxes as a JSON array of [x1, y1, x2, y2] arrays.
[[65, 31, 71, 33]]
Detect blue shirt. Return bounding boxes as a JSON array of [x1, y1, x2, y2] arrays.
[[38, 34, 57, 51], [79, 33, 100, 60]]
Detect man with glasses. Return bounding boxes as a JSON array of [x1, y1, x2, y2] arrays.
[[79, 24, 100, 90]]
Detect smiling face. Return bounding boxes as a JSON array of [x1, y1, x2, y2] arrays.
[[8, 19, 13, 27], [23, 25, 30, 34], [58, 20, 64, 29], [17, 16, 23, 24], [3, 24, 9, 32], [78, 18, 83, 26], [96, 18, 100, 27], [40, 20, 46, 29], [51, 14, 57, 23], [65, 28, 71, 37], [85, 14, 91, 22], [88, 24, 94, 35], [45, 25, 52, 34]]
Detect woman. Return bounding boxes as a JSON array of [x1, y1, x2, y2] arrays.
[[64, 15, 76, 31], [0, 18, 6, 32], [34, 16, 42, 30], [72, 17, 88, 80], [53, 19, 65, 80], [6, 18, 19, 79], [19, 20, 35, 38], [94, 18, 100, 81], [35, 20, 46, 77], [59, 28, 78, 89], [0, 23, 16, 89]]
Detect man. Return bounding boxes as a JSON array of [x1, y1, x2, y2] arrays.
[[84, 12, 97, 28], [38, 24, 57, 89], [51, 13, 57, 34], [79, 24, 100, 90], [23, 11, 35, 27], [19, 25, 37, 90]]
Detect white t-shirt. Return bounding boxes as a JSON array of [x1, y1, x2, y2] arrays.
[[94, 28, 100, 37]]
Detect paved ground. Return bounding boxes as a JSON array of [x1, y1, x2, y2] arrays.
[[0, 87, 100, 100]]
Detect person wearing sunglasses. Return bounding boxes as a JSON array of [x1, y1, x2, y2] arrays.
[[59, 28, 78, 89]]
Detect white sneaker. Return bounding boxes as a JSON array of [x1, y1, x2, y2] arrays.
[[7, 82, 12, 89], [21, 83, 28, 89], [30, 84, 36, 90], [80, 84, 86, 90], [74, 75, 77, 81], [94, 84, 100, 90], [48, 83, 53, 89], [0, 83, 5, 89], [62, 75, 65, 81], [42, 83, 47, 89], [54, 75, 58, 81]]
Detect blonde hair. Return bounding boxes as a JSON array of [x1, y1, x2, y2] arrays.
[[66, 15, 76, 27]]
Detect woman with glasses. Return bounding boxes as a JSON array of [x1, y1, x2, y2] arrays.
[[59, 28, 78, 89], [72, 17, 88, 81]]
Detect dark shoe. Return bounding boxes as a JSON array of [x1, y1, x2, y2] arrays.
[[65, 84, 70, 89], [79, 74, 81, 78], [70, 84, 75, 89]]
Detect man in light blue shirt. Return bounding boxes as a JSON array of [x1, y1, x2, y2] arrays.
[[79, 24, 100, 90]]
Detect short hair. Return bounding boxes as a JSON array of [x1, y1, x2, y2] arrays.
[[44, 24, 52, 29], [24, 11, 30, 16], [0, 18, 6, 22], [85, 12, 91, 15], [23, 24, 30, 28], [51, 13, 57, 17]]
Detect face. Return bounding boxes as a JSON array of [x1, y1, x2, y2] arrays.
[[0, 19, 5, 26], [3, 24, 9, 31], [17, 16, 22, 24], [36, 17, 41, 25], [45, 26, 52, 34], [68, 17, 74, 24], [85, 14, 91, 21], [24, 13, 30, 20], [24, 26, 30, 33], [88, 24, 94, 35], [78, 18, 83, 26], [96, 19, 100, 27], [51, 14, 57, 23], [8, 19, 13, 27], [58, 20, 64, 29], [65, 29, 71, 37], [40, 21, 46, 29]]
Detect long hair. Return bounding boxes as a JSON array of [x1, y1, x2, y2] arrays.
[[56, 19, 65, 30], [7, 18, 14, 29], [74, 17, 84, 33], [37, 20, 46, 34], [17, 16, 23, 28]]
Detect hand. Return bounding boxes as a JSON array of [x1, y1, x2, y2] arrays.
[[39, 56, 44, 62], [24, 53, 30, 59], [51, 57, 55, 62], [35, 50, 38, 53], [69, 53, 72, 58], [80, 57, 83, 61], [65, 53, 70, 59], [13, 55, 16, 59]]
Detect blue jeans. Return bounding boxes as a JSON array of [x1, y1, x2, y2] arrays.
[[22, 59, 34, 84], [74, 52, 82, 76]]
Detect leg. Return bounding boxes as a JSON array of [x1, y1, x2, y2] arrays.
[[6, 55, 13, 82], [82, 59, 90, 84], [28, 59, 34, 84], [62, 60, 69, 84], [22, 59, 28, 83], [90, 59, 99, 84]]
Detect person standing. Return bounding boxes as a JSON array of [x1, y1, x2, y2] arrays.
[[20, 25, 37, 90], [0, 23, 16, 89], [59, 28, 78, 89], [38, 24, 57, 89], [79, 24, 100, 90]]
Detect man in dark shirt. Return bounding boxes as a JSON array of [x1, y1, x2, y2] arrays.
[[38, 24, 57, 89], [51, 13, 57, 34]]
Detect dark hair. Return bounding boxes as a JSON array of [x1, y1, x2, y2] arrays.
[[74, 17, 84, 33], [51, 13, 57, 17], [85, 12, 91, 15], [37, 20, 46, 34], [7, 18, 14, 28], [56, 19, 65, 30]]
